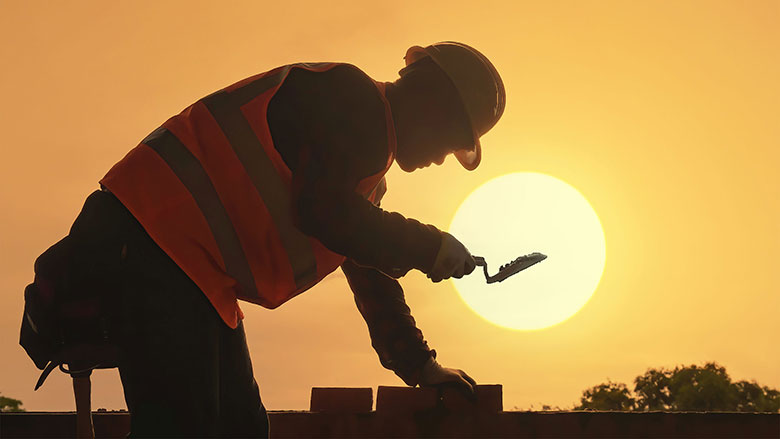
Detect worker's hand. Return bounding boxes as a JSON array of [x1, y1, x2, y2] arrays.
[[418, 356, 477, 401], [428, 232, 476, 282]]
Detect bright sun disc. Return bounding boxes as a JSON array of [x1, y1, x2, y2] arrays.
[[449, 172, 606, 330]]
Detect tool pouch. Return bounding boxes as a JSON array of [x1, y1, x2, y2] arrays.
[[20, 191, 123, 390]]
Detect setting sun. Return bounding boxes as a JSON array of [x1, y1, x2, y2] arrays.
[[449, 172, 607, 330]]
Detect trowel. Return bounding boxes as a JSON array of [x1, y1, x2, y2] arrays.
[[472, 252, 547, 284]]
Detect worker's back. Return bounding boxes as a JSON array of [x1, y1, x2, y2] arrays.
[[99, 62, 396, 328]]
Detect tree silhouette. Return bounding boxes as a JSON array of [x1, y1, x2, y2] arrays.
[[576, 362, 780, 412], [665, 362, 736, 411], [634, 367, 671, 410], [0, 393, 25, 412], [575, 380, 636, 411]]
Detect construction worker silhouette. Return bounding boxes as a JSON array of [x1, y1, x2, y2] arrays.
[[29, 41, 505, 437]]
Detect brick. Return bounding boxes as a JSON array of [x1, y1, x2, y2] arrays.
[[309, 387, 373, 413], [376, 386, 440, 413], [442, 384, 503, 413]]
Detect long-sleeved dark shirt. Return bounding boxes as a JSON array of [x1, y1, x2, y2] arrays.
[[266, 64, 440, 385]]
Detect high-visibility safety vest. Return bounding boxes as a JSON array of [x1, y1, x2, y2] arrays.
[[100, 63, 396, 329]]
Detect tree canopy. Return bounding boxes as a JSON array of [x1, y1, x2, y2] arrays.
[[575, 362, 779, 412], [0, 393, 25, 412]]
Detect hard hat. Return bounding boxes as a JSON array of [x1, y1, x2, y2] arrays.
[[404, 42, 506, 171]]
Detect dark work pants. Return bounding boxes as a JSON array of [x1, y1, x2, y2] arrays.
[[69, 190, 269, 438]]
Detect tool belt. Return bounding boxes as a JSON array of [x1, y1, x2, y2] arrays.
[[20, 191, 125, 390]]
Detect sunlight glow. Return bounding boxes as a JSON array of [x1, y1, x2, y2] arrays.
[[449, 172, 606, 330]]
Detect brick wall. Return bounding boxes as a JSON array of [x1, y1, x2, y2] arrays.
[[3, 385, 779, 438]]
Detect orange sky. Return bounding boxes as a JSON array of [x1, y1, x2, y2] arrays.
[[1, 1, 778, 412]]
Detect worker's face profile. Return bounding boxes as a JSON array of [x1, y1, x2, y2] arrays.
[[395, 135, 468, 172], [394, 95, 474, 172], [395, 57, 475, 172]]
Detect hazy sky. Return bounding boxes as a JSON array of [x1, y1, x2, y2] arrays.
[[1, 0, 778, 412]]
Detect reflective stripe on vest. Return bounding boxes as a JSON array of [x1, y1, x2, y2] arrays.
[[100, 63, 395, 328], [201, 65, 319, 291], [142, 126, 261, 299]]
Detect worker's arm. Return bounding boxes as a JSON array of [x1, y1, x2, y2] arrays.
[[341, 258, 434, 385], [294, 154, 441, 277], [342, 259, 478, 395], [269, 64, 443, 277]]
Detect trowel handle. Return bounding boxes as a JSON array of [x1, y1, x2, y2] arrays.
[[472, 256, 492, 282]]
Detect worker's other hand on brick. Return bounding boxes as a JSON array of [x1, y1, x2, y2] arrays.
[[418, 356, 477, 400], [428, 232, 476, 282]]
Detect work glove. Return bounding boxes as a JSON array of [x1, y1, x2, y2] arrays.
[[418, 356, 477, 401], [428, 232, 476, 282]]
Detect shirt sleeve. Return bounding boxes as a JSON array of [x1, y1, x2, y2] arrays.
[[269, 63, 443, 276], [341, 258, 435, 386]]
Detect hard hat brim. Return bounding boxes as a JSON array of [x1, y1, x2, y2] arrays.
[[454, 138, 481, 171]]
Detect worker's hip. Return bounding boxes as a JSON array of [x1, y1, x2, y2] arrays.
[[82, 191, 268, 437], [69, 189, 227, 337]]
